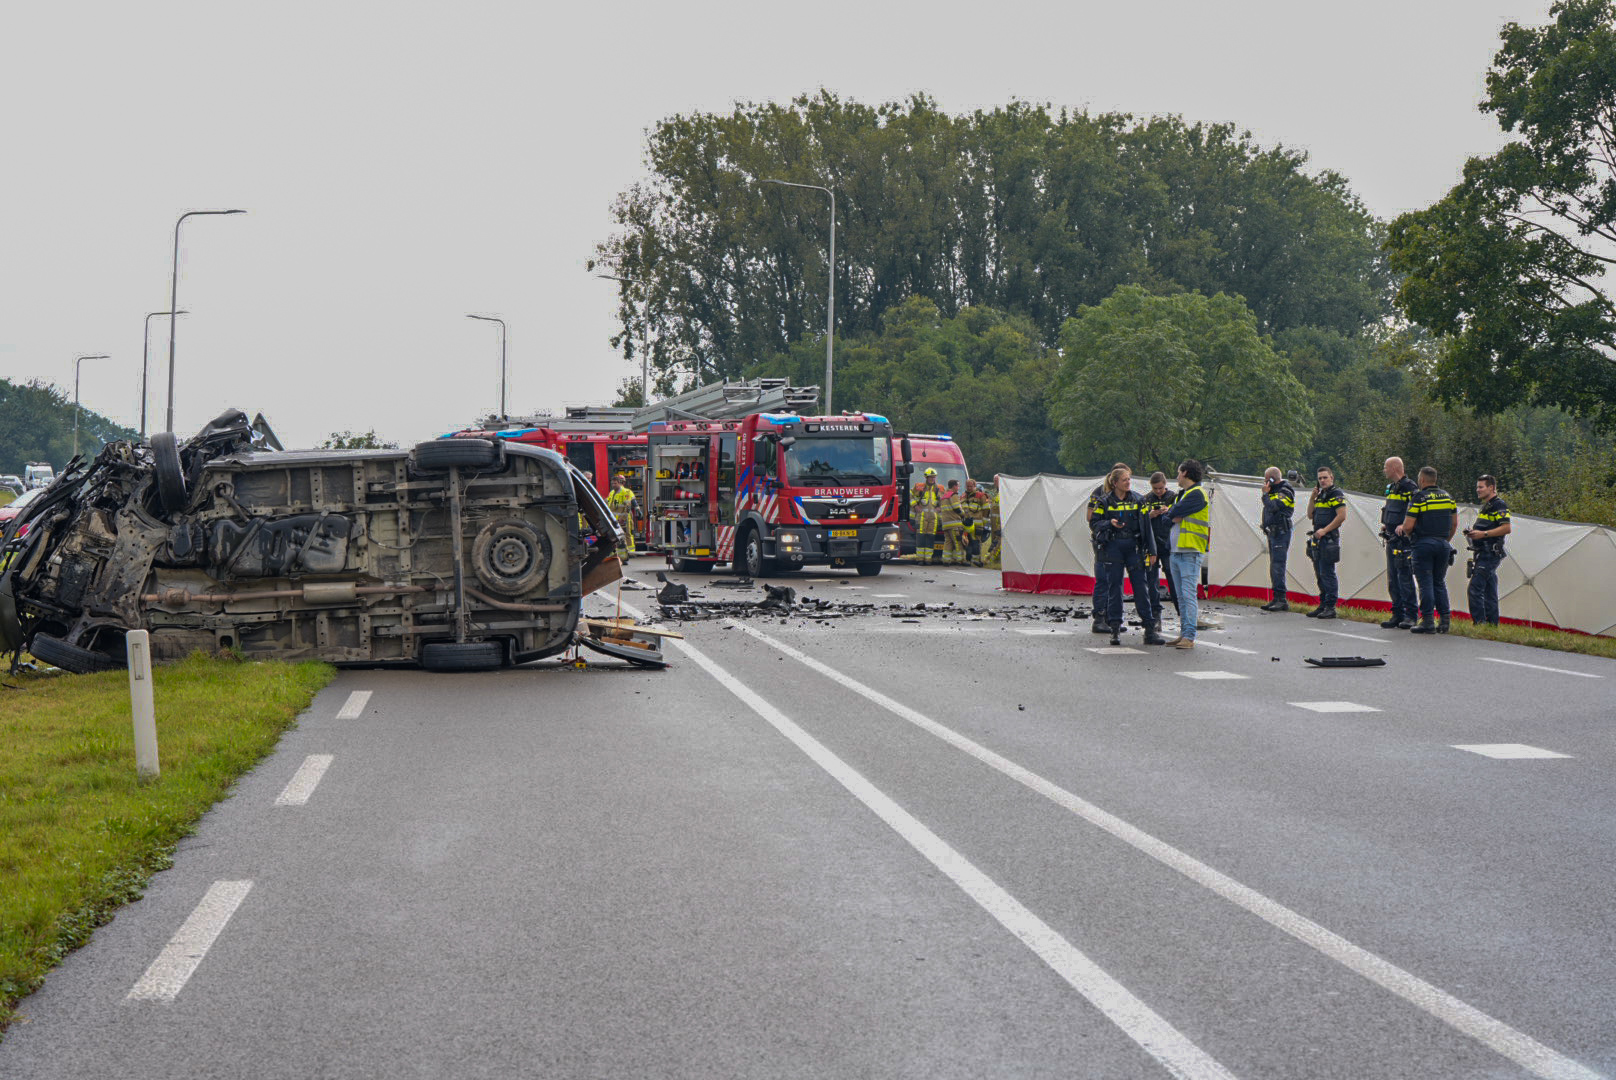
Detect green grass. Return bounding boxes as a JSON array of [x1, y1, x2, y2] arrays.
[[1213, 593, 1616, 661], [0, 654, 334, 1037], [0, 489, 14, 507]]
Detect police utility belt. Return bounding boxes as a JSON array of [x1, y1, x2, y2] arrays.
[[1307, 531, 1340, 563]]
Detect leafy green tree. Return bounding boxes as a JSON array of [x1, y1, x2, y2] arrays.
[[1050, 286, 1315, 475], [318, 430, 398, 450], [0, 378, 137, 473], [1386, 0, 1616, 430], [597, 95, 1391, 390]]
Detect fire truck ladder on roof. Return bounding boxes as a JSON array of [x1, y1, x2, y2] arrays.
[[628, 378, 819, 431]]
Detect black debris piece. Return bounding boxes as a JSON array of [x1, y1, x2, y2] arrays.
[[656, 581, 690, 604], [1303, 656, 1388, 668]]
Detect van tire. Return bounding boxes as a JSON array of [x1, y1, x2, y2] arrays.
[[413, 439, 501, 471], [150, 432, 188, 514], [420, 640, 507, 672]]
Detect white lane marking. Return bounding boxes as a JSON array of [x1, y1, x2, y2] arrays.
[[1010, 627, 1075, 636], [1192, 639, 1257, 655], [1314, 629, 1390, 644], [335, 691, 372, 720], [835, 586, 868, 590], [126, 881, 254, 1002], [1479, 658, 1603, 679], [274, 755, 335, 807], [1453, 744, 1573, 760], [1213, 612, 1247, 618], [874, 593, 909, 598], [1176, 671, 1249, 680], [727, 619, 1605, 1080], [1086, 646, 1146, 655], [636, 607, 1239, 1080], [1290, 701, 1381, 713]]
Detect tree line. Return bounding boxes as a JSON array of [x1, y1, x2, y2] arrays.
[[0, 379, 137, 476], [596, 1, 1616, 528]]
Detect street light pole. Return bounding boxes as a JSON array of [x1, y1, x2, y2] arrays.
[[761, 178, 836, 413], [141, 310, 185, 438], [167, 209, 246, 434], [466, 314, 507, 420], [73, 354, 110, 459], [596, 274, 652, 405]]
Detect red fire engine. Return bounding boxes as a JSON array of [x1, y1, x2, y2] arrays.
[[650, 411, 907, 577]]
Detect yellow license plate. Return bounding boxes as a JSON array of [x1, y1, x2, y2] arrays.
[[830, 529, 857, 538], [689, 548, 710, 556]]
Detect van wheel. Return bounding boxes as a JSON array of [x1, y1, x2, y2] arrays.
[[29, 632, 126, 674], [739, 528, 771, 578], [855, 562, 883, 577], [150, 432, 188, 513], [413, 439, 501, 471]]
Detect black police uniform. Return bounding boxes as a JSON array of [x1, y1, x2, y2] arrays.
[[1467, 495, 1510, 626], [1380, 475, 1419, 625], [1089, 489, 1157, 639], [1309, 484, 1346, 611], [1088, 483, 1113, 631], [1142, 487, 1178, 626], [1406, 485, 1458, 628], [1261, 478, 1296, 605]]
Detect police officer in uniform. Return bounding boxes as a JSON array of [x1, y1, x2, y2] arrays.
[[1088, 462, 1129, 635], [1142, 471, 1177, 629], [1378, 456, 1419, 629], [1396, 465, 1459, 634], [1259, 466, 1295, 611], [1305, 466, 1347, 619], [1090, 465, 1168, 646], [1464, 474, 1512, 627]]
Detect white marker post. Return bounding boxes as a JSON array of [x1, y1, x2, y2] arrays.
[[126, 630, 159, 780]]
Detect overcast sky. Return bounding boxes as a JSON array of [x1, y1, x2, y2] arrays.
[[0, 0, 1557, 450]]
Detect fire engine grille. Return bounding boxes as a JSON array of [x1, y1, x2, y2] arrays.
[[828, 539, 861, 558], [802, 499, 881, 521]]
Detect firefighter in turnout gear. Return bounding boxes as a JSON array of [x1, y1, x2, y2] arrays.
[[913, 469, 942, 562], [1379, 456, 1419, 629], [1396, 466, 1459, 634], [986, 482, 1002, 563], [1305, 466, 1347, 619], [939, 479, 967, 565], [962, 478, 992, 566], [607, 475, 639, 557], [1464, 474, 1512, 627], [1090, 465, 1168, 646], [1260, 466, 1296, 611]]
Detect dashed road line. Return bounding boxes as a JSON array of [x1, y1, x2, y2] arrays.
[[1478, 657, 1602, 679], [335, 691, 372, 720], [1010, 627, 1074, 636], [1192, 639, 1257, 655], [1290, 701, 1381, 714], [274, 755, 334, 807], [1314, 629, 1391, 644], [874, 593, 908, 598], [1453, 743, 1573, 760], [617, 601, 1240, 1080], [1086, 646, 1146, 655], [1177, 671, 1249, 680], [724, 618, 1603, 1080], [126, 881, 254, 1002]]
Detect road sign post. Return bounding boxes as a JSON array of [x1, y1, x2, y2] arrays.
[[126, 630, 159, 780]]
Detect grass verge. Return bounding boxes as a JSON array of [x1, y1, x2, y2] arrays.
[[0, 653, 334, 1038], [1211, 594, 1616, 661]]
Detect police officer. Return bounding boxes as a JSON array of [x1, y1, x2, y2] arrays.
[[1395, 465, 1459, 634], [1305, 466, 1347, 619], [1090, 465, 1168, 646], [1088, 462, 1129, 635], [1378, 456, 1419, 629], [1464, 473, 1511, 627], [1259, 466, 1296, 611], [1142, 471, 1177, 628]]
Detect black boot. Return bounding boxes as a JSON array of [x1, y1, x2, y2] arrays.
[[1305, 605, 1323, 618], [1379, 616, 1403, 629], [1315, 605, 1337, 620], [1396, 618, 1416, 630], [1091, 619, 1112, 635], [1144, 625, 1168, 646], [1262, 599, 1289, 612], [1437, 615, 1451, 634], [1410, 617, 1438, 634]]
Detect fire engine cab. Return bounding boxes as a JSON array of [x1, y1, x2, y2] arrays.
[[650, 411, 906, 577]]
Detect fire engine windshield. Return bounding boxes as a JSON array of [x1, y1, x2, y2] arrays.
[[784, 437, 891, 487]]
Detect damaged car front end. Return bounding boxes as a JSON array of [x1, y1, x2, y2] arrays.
[[0, 410, 624, 673]]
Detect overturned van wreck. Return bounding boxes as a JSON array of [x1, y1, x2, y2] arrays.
[[0, 410, 624, 673]]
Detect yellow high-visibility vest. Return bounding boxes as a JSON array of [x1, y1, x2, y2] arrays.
[[1175, 484, 1211, 553]]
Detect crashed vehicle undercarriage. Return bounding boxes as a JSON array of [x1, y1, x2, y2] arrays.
[[0, 410, 625, 673]]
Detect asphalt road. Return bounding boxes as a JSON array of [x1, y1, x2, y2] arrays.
[[4, 561, 1614, 1079]]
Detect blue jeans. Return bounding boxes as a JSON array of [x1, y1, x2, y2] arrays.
[[1170, 551, 1203, 640], [1412, 537, 1452, 619], [1468, 550, 1502, 624]]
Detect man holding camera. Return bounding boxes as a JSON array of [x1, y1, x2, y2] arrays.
[[1259, 466, 1296, 611], [1305, 466, 1347, 619], [1464, 474, 1512, 627]]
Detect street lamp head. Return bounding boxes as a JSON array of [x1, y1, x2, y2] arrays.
[[76, 354, 110, 361]]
